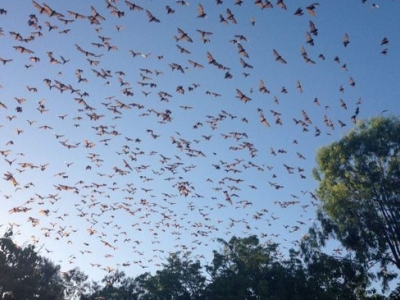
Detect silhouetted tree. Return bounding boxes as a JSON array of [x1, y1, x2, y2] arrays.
[[0, 227, 64, 299], [62, 267, 91, 299]]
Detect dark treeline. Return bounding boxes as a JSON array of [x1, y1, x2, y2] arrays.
[[1, 228, 399, 300]]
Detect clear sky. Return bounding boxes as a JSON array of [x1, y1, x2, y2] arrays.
[[0, 0, 399, 283]]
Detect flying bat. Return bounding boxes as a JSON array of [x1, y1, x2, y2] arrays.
[[197, 4, 207, 18], [43, 3, 64, 18], [309, 21, 318, 36], [125, 1, 143, 11], [236, 89, 251, 103], [13, 46, 34, 54], [177, 28, 193, 42], [273, 49, 287, 64], [32, 1, 47, 14], [343, 33, 350, 47], [306, 3, 320, 16], [146, 9, 160, 22], [226, 9, 237, 24]]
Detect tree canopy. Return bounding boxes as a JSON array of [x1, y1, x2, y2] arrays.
[[313, 116, 400, 287], [0, 228, 64, 299], [0, 227, 395, 299]]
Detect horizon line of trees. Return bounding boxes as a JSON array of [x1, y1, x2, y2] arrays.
[[1, 228, 399, 300]]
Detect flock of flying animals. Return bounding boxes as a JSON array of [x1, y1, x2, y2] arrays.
[[0, 0, 394, 277]]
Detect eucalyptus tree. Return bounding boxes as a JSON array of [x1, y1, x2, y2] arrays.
[[313, 116, 400, 288]]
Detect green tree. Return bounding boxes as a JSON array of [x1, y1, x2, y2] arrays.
[[205, 235, 270, 299], [87, 253, 206, 300], [0, 227, 64, 299], [61, 267, 90, 299], [313, 116, 400, 289], [205, 235, 310, 299], [134, 272, 158, 300], [141, 252, 206, 300], [95, 270, 140, 300], [206, 235, 384, 299], [301, 233, 369, 299]]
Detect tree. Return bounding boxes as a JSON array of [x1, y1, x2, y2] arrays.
[[205, 235, 270, 299], [313, 116, 400, 289], [134, 272, 158, 300], [299, 225, 391, 299], [92, 270, 140, 300], [0, 227, 64, 299], [300, 231, 370, 299], [139, 252, 206, 300], [61, 267, 90, 299], [205, 235, 312, 299], [85, 253, 206, 300]]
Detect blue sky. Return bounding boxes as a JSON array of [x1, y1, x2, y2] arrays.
[[0, 0, 399, 282]]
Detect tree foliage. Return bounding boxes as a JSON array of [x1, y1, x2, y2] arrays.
[[313, 116, 400, 288], [0, 228, 64, 299], [62, 267, 91, 299], [1, 227, 397, 299], [205, 235, 370, 299], [205, 236, 285, 299], [134, 252, 206, 300]]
